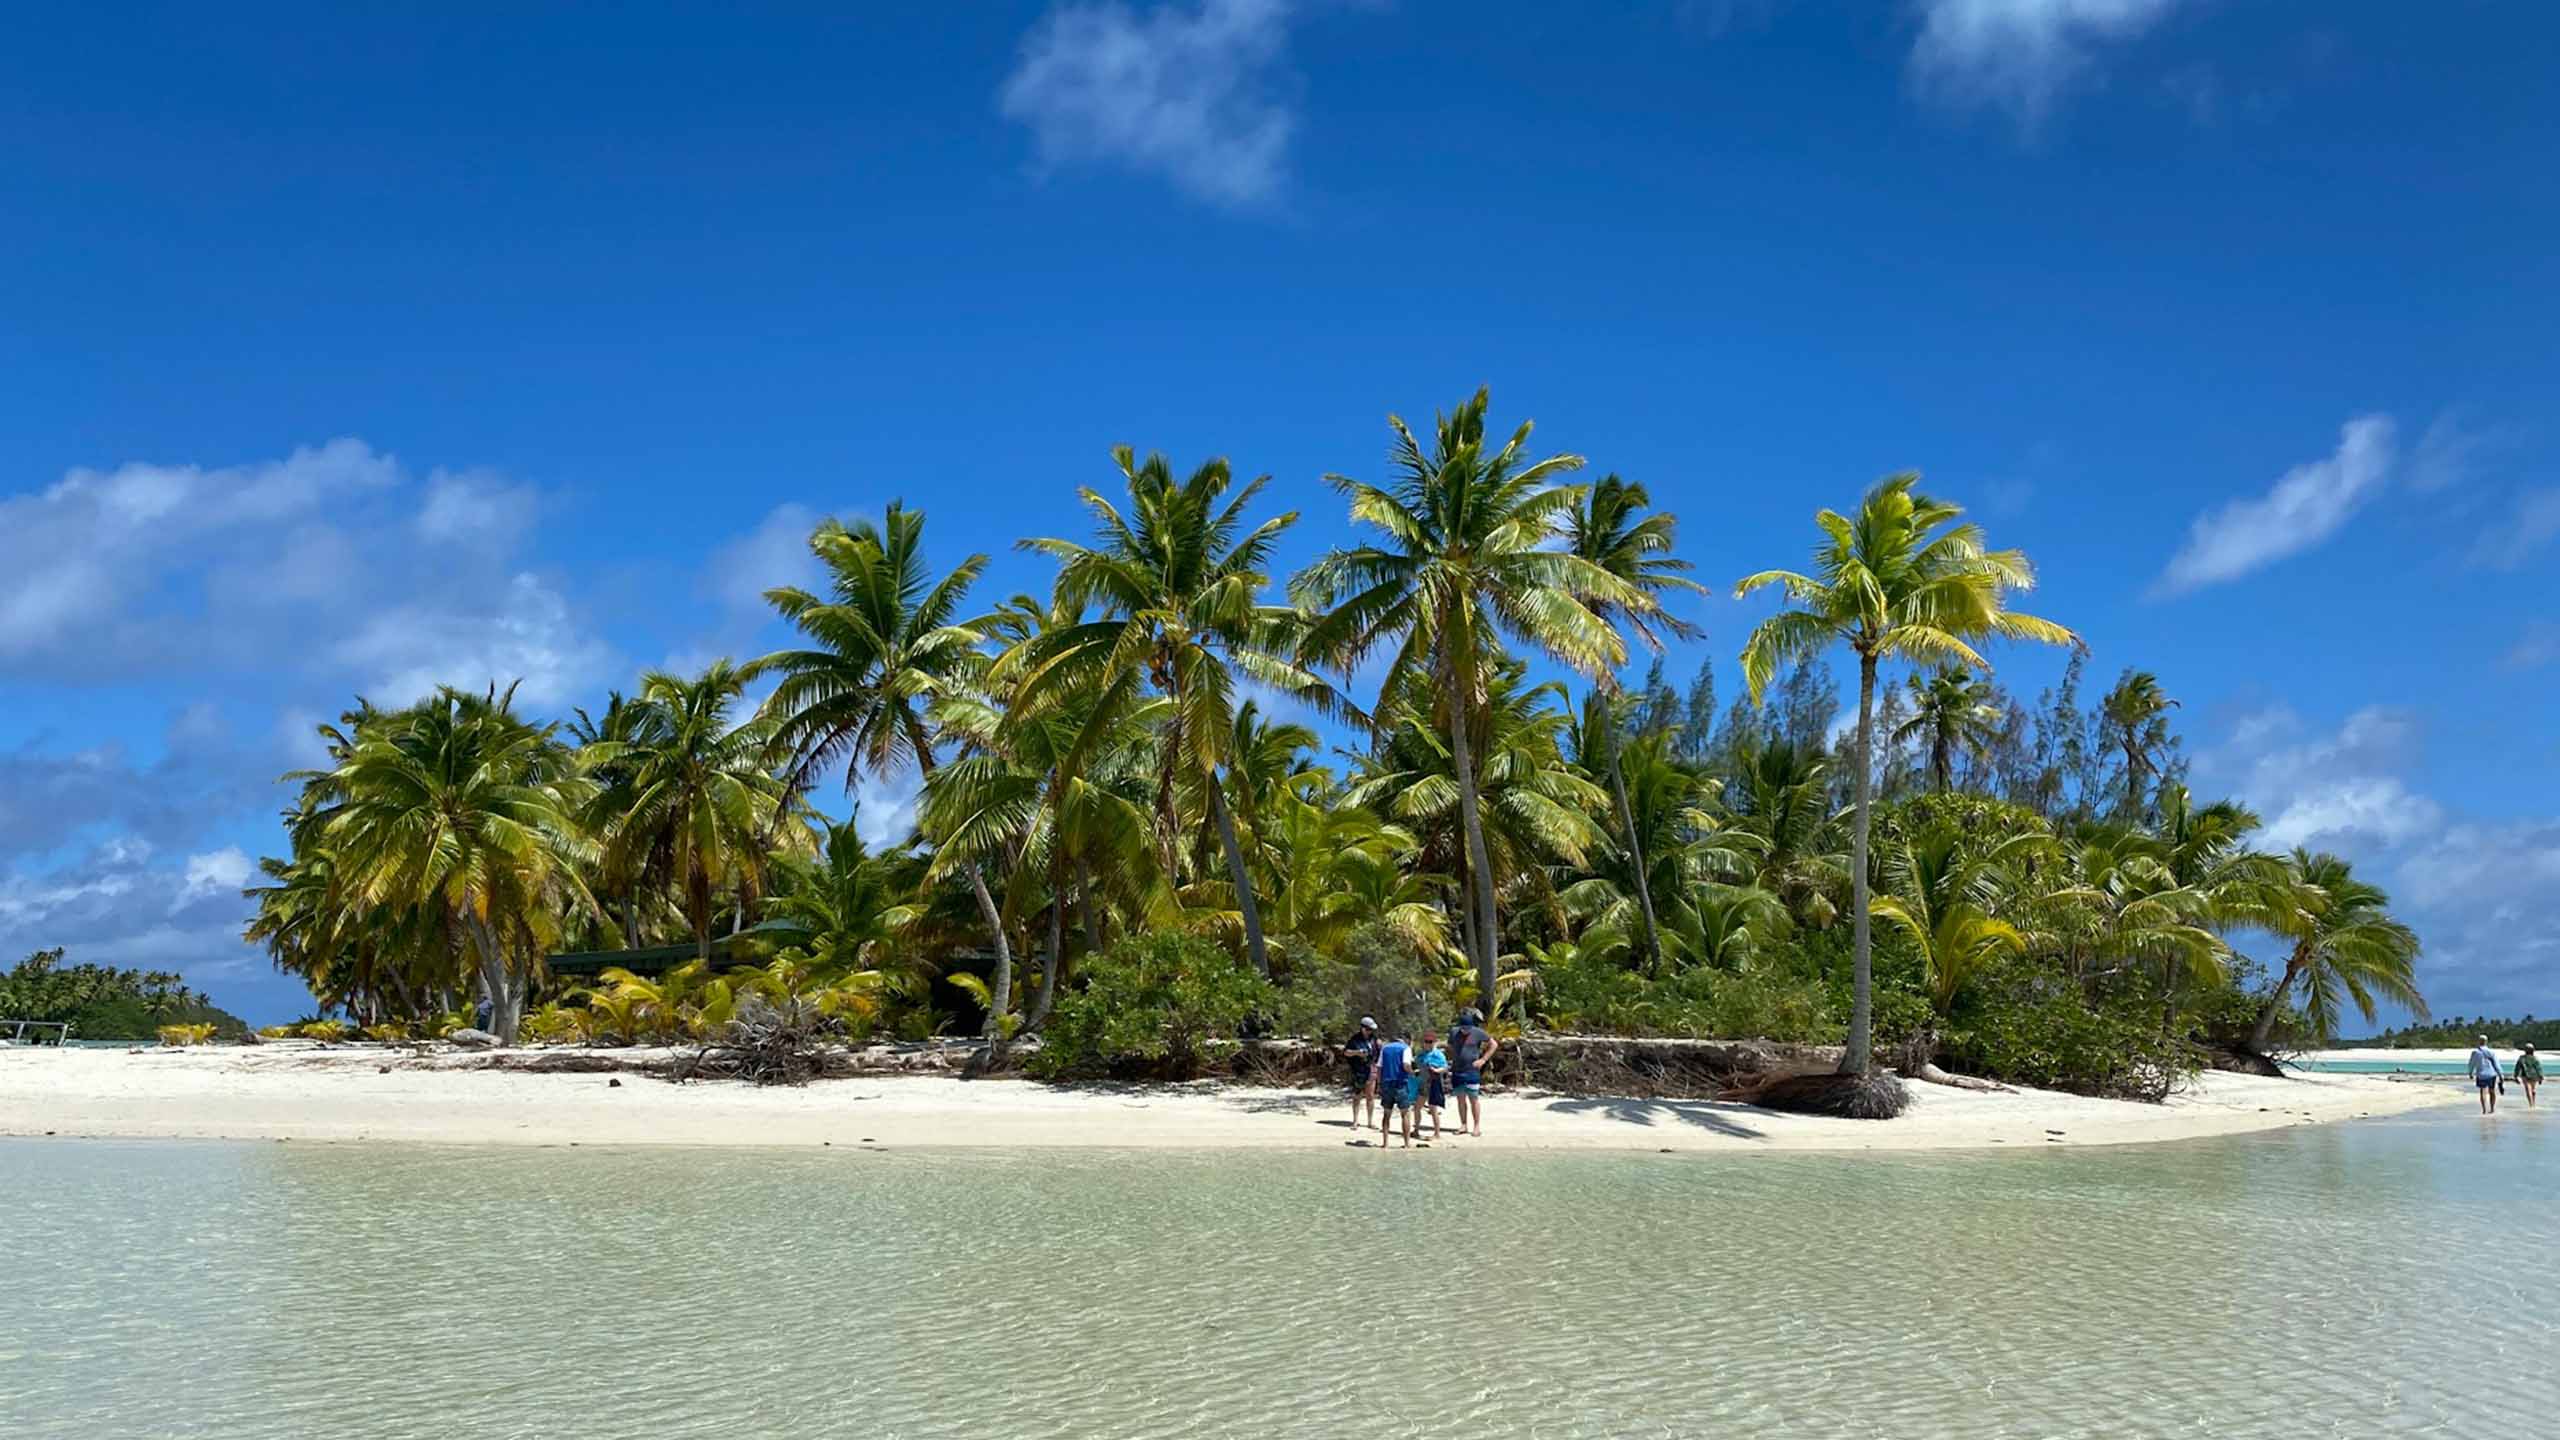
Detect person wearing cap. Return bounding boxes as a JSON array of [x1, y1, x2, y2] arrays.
[[2516, 1042, 2542, 1108], [1448, 1007, 1499, 1138], [2468, 1035, 2503, 1115], [1340, 1017, 1380, 1132], [1371, 1025, 1419, 1149]]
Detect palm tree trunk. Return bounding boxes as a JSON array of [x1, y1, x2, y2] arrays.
[[463, 912, 521, 1045], [966, 862, 1013, 1056], [1448, 691, 1499, 1013], [1206, 776, 1269, 976], [1026, 850, 1068, 1033], [1932, 733, 1952, 792], [1608, 752, 1661, 969], [1841, 651, 1877, 1077], [2247, 951, 2308, 1052], [1078, 861, 1100, 956], [907, 727, 1015, 1062]]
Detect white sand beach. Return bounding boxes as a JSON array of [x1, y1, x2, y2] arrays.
[[0, 1043, 2468, 1152]]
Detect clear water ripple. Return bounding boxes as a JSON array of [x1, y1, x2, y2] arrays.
[[1, 1108, 2551, 1437]]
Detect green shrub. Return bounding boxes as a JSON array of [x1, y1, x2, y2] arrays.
[[1532, 947, 1839, 1044], [1272, 924, 1442, 1041], [1030, 933, 1276, 1081]]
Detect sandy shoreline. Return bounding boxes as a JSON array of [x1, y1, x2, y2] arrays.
[[0, 1044, 2469, 1153]]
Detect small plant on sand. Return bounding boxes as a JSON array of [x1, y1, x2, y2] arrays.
[[156, 1022, 217, 1047]]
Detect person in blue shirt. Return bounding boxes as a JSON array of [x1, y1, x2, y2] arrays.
[[1417, 1029, 1452, 1142], [1371, 1029, 1418, 1149], [2470, 1035, 2503, 1115]]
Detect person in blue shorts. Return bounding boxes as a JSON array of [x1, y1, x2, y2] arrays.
[[1447, 1008, 1500, 1138], [1340, 1017, 1379, 1132], [1372, 1028, 1418, 1149], [1418, 1029, 1451, 1141], [2470, 1035, 2503, 1115]]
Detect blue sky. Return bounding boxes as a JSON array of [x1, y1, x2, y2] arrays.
[[3, 0, 2553, 1025]]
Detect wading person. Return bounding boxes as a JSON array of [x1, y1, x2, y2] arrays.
[[2470, 1035, 2503, 1115], [1449, 1008, 1499, 1139], [2517, 1043, 2542, 1108], [1341, 1017, 1380, 1133], [1372, 1028, 1418, 1150]]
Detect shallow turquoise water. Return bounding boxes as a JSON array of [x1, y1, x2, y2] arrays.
[[3, 1106, 2553, 1437], [2292, 1059, 2470, 1075]]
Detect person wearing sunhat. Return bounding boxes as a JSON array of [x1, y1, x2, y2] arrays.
[[2517, 1042, 2542, 1108], [1340, 1016, 1380, 1133]]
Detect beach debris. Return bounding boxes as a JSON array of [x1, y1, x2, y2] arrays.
[[376, 1064, 391, 1074], [608, 1077, 622, 1088], [446, 1028, 500, 1050]]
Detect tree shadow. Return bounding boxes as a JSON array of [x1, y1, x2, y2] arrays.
[[1219, 1091, 1341, 1118], [1538, 1095, 1770, 1140]]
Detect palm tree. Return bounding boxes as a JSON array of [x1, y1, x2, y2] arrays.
[[1341, 660, 1610, 992], [1297, 388, 1653, 1012], [2248, 850, 2425, 1050], [1015, 449, 1343, 976], [1894, 666, 2003, 792], [1730, 739, 1846, 930], [316, 686, 600, 1044], [2101, 670, 2180, 819], [589, 661, 801, 965], [2149, 783, 2283, 1032], [1738, 475, 2075, 1081], [1566, 476, 1708, 968], [747, 504, 1017, 1051]]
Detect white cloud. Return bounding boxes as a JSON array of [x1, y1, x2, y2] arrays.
[[0, 438, 396, 659], [1909, 0, 2185, 129], [2201, 704, 2440, 852], [2505, 621, 2560, 673], [999, 0, 1300, 208], [417, 468, 538, 546], [2153, 415, 2395, 597], [2469, 486, 2560, 572], [2258, 776, 2442, 853], [2405, 411, 2508, 494], [335, 572, 614, 709], [853, 771, 924, 849], [177, 847, 254, 908], [703, 503, 825, 620]]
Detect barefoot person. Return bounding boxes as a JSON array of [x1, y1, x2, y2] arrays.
[[1449, 1008, 1499, 1139], [2517, 1043, 2542, 1108], [1372, 1028, 1418, 1150], [2470, 1035, 2503, 1115], [1342, 1017, 1380, 1132], [1418, 1030, 1451, 1142]]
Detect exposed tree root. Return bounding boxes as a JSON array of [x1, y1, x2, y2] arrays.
[[1745, 1069, 1912, 1119]]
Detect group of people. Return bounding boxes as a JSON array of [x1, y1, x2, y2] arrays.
[[1340, 1010, 1499, 1148], [2468, 1036, 2543, 1114]]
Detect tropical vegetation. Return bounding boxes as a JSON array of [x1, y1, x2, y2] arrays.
[[0, 949, 246, 1041], [233, 391, 2429, 1104]]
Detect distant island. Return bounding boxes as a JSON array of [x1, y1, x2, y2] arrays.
[[2354, 1016, 2553, 1049], [1, 948, 247, 1042]]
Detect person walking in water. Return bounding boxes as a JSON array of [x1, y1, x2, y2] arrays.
[[2470, 1035, 2503, 1115], [1341, 1017, 1380, 1133], [1448, 1008, 1499, 1139], [1372, 1028, 1419, 1149], [2516, 1042, 2542, 1108]]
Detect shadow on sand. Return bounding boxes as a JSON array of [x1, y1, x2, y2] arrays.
[[1539, 1095, 1770, 1140]]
